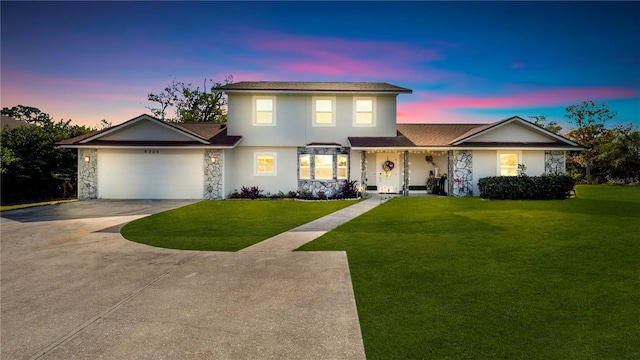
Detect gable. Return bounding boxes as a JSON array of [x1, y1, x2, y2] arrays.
[[467, 121, 557, 143], [99, 120, 197, 142]]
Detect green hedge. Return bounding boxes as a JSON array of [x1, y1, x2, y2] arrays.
[[478, 175, 575, 200]]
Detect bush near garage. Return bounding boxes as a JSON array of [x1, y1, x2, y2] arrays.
[[478, 175, 575, 200]]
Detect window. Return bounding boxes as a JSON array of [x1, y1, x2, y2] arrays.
[[354, 98, 375, 126], [313, 97, 335, 126], [254, 97, 275, 125], [499, 152, 519, 176], [337, 154, 348, 179], [299, 154, 310, 179], [315, 155, 333, 179], [255, 152, 276, 175]]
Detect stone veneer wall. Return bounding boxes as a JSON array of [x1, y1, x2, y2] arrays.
[[204, 149, 223, 200], [78, 148, 98, 200], [297, 146, 350, 197], [544, 150, 566, 174], [451, 150, 473, 197], [403, 151, 409, 196], [360, 152, 367, 191]]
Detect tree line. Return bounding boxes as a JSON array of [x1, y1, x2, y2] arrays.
[[530, 101, 640, 185]]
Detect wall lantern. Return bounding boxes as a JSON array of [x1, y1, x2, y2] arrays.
[[84, 156, 90, 163], [210, 157, 216, 164]]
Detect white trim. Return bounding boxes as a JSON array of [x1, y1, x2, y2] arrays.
[[337, 154, 348, 179], [497, 150, 522, 176], [80, 114, 209, 144], [350, 146, 580, 151], [452, 117, 582, 147], [252, 96, 276, 126], [223, 90, 408, 95], [254, 152, 277, 176], [299, 154, 311, 179], [312, 96, 336, 127], [314, 154, 333, 179], [353, 97, 376, 127]]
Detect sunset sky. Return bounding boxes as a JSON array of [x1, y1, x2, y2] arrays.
[[2, 1, 639, 130]]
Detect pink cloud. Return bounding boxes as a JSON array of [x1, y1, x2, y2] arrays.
[[397, 86, 640, 124], [232, 29, 444, 80]]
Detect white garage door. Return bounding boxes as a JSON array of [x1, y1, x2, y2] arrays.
[[98, 149, 204, 199]]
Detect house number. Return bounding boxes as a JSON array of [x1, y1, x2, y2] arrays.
[[144, 149, 160, 154]]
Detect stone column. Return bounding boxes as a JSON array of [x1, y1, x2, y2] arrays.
[[544, 151, 565, 174], [403, 151, 409, 196], [204, 150, 223, 200], [452, 150, 473, 197], [78, 148, 98, 200], [360, 151, 367, 193]]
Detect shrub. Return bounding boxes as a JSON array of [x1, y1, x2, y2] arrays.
[[338, 180, 360, 199], [478, 175, 575, 200], [228, 186, 264, 200]]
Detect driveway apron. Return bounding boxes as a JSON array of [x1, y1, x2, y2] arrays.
[[1, 198, 381, 359]]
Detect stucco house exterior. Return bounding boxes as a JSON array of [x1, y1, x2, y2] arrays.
[[58, 81, 583, 200]]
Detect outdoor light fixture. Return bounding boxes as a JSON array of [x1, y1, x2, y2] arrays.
[[210, 157, 216, 164], [84, 156, 90, 163]]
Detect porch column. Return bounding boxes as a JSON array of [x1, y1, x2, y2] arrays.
[[403, 151, 409, 196], [360, 151, 367, 193]]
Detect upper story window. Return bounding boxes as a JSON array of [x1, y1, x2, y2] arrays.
[[255, 152, 276, 176], [499, 152, 520, 176], [299, 154, 310, 179], [253, 96, 275, 126], [353, 97, 375, 126], [313, 97, 335, 127]]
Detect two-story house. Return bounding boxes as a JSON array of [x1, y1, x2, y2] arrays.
[[58, 81, 583, 200]]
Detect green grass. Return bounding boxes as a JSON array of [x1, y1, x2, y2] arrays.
[[298, 185, 640, 359], [121, 199, 358, 251], [0, 199, 77, 212]]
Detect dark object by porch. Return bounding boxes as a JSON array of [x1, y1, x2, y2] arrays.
[[432, 177, 447, 195]]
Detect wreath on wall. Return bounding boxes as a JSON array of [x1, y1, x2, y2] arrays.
[[382, 160, 395, 178]]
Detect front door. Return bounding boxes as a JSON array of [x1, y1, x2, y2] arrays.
[[376, 153, 400, 193]]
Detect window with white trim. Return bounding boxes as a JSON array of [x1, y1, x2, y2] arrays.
[[499, 152, 519, 176], [315, 155, 333, 179], [337, 154, 348, 179], [253, 97, 275, 125], [354, 98, 375, 126], [299, 154, 310, 179], [313, 97, 335, 126], [255, 152, 276, 175]]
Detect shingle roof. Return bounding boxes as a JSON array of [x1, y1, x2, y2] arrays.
[[217, 81, 412, 93], [398, 124, 486, 146], [56, 115, 241, 147]]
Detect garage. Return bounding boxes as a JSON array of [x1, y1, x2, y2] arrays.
[[98, 148, 204, 199], [57, 114, 242, 200]]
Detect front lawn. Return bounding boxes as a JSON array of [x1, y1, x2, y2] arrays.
[[121, 199, 357, 251], [298, 185, 640, 359]]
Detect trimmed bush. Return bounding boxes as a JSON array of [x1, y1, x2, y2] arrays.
[[478, 175, 575, 200]]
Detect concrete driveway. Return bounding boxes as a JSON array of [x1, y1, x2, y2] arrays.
[[1, 200, 365, 359]]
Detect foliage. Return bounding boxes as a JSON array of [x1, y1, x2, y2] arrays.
[[145, 75, 233, 123], [597, 124, 640, 183], [528, 114, 562, 134], [338, 180, 360, 199], [477, 175, 575, 200], [2, 105, 51, 124], [299, 186, 640, 359], [564, 101, 617, 184], [121, 200, 356, 251], [1, 112, 93, 204]]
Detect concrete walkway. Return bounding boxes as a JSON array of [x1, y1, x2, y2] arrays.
[[241, 195, 385, 253], [1, 196, 386, 359]]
